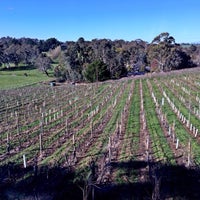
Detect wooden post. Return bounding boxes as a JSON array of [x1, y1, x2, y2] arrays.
[[15, 111, 20, 135], [6, 142, 10, 154], [143, 112, 146, 130], [161, 114, 163, 122], [40, 115, 44, 155], [188, 112, 191, 125], [7, 132, 9, 144], [66, 117, 68, 135], [119, 124, 122, 135], [173, 120, 175, 132], [187, 139, 191, 167], [146, 136, 149, 150], [172, 133, 175, 143], [73, 144, 76, 162], [73, 133, 75, 145], [45, 117, 48, 125], [101, 112, 103, 126], [121, 111, 123, 127], [39, 133, 42, 155], [193, 127, 196, 136], [199, 102, 200, 118], [90, 119, 93, 138], [146, 136, 149, 161], [108, 137, 111, 163]]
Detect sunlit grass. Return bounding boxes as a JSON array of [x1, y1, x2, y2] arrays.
[[0, 68, 54, 89]]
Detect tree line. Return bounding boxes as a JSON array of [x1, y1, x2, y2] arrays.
[[0, 32, 199, 82]]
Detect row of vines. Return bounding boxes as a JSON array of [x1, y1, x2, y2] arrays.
[[0, 69, 200, 199]]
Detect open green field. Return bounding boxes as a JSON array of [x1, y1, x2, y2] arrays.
[[0, 68, 53, 90]]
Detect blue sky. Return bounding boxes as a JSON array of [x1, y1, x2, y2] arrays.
[[0, 0, 200, 43]]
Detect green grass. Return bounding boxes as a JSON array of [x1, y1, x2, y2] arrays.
[[0, 68, 54, 89]]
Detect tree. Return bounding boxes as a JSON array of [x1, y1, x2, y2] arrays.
[[35, 54, 52, 76], [56, 51, 83, 82], [147, 32, 175, 71], [0, 45, 5, 66], [49, 46, 61, 60], [4, 44, 22, 67], [165, 48, 194, 70], [151, 32, 175, 45], [39, 38, 61, 52], [19, 43, 39, 65], [147, 32, 194, 71], [83, 60, 110, 82]]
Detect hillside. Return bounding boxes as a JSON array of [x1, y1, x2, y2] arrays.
[[0, 67, 200, 199]]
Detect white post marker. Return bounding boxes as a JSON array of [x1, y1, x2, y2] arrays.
[[176, 138, 179, 149], [161, 97, 164, 106], [23, 154, 27, 168]]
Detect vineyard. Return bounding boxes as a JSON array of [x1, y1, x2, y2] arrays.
[[1, 68, 200, 199]]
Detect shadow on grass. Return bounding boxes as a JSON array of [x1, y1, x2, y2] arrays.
[[0, 65, 37, 71], [0, 160, 200, 199]]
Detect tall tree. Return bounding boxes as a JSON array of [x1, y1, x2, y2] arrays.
[[0, 45, 5, 66], [83, 60, 110, 82], [35, 54, 52, 76], [147, 32, 193, 71], [4, 44, 22, 67]]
